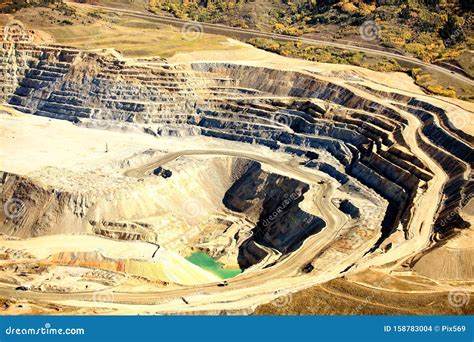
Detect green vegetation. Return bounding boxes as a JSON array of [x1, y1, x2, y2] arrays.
[[150, 0, 249, 27], [149, 0, 473, 68], [2, 0, 472, 101], [186, 252, 241, 279], [248, 37, 405, 72], [248, 37, 474, 101], [5, 4, 234, 58], [0, 0, 62, 13], [410, 68, 458, 98]]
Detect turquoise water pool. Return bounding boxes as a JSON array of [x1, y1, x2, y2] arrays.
[[186, 252, 241, 279]]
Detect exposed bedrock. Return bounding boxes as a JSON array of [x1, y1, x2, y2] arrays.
[[0, 155, 329, 272], [223, 162, 326, 268], [0, 173, 93, 237], [0, 157, 257, 239], [0, 42, 472, 250], [338, 199, 360, 219]]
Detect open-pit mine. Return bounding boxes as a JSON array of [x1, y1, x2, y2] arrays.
[[0, 22, 473, 315]]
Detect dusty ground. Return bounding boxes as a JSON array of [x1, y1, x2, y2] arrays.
[[0, 5, 239, 58], [1, 90, 471, 315], [254, 274, 474, 315], [0, 108, 383, 314], [0, 14, 472, 315]]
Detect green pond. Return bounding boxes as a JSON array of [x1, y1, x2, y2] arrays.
[[186, 252, 242, 279]]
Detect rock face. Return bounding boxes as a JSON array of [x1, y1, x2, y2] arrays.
[[223, 162, 325, 267], [0, 38, 472, 274]]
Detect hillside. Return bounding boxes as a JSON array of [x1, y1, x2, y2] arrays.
[[0, 0, 472, 316], [2, 0, 473, 100], [149, 0, 472, 60], [148, 0, 474, 100], [3, 0, 473, 65]]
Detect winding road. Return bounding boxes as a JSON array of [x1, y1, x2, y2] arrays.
[[0, 125, 448, 313], [0, 4, 464, 312], [68, 2, 474, 87], [1, 149, 356, 313]]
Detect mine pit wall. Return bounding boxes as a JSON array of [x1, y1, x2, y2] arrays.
[[352, 84, 473, 235], [1, 44, 471, 242], [194, 63, 472, 233], [0, 43, 30, 102], [356, 150, 421, 239], [355, 84, 473, 145], [409, 110, 472, 234], [1, 156, 307, 251], [4, 46, 198, 122], [0, 157, 334, 271], [415, 132, 472, 236], [223, 162, 326, 269], [0, 173, 91, 238], [0, 161, 227, 238], [191, 63, 408, 123], [407, 99, 473, 144], [395, 104, 474, 164]]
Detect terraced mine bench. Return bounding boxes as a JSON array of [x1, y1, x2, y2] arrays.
[[0, 37, 472, 314]]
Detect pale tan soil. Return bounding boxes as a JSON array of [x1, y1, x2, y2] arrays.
[[0, 110, 388, 314], [1, 6, 238, 58], [0, 13, 472, 314], [254, 275, 474, 315], [0, 234, 219, 285], [0, 108, 239, 175], [0, 110, 155, 174], [410, 229, 474, 281], [0, 296, 113, 315]]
